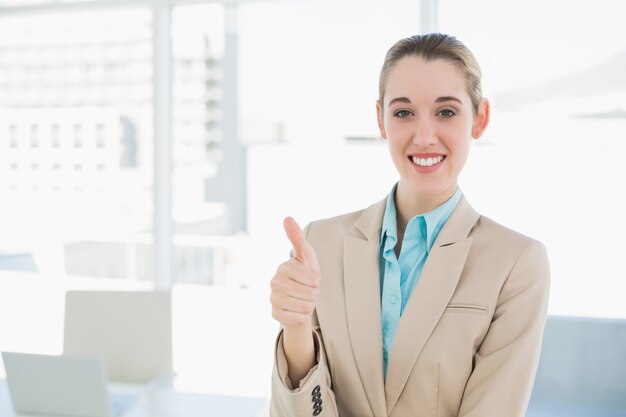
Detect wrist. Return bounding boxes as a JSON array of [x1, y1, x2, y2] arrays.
[[284, 318, 312, 334]]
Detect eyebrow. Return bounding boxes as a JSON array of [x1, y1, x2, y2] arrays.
[[387, 97, 411, 106], [387, 96, 464, 106], [435, 96, 463, 105]]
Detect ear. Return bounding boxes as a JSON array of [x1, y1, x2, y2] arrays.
[[376, 100, 387, 140], [471, 98, 490, 139]]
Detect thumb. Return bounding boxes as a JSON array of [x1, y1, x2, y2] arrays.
[[283, 217, 317, 267]]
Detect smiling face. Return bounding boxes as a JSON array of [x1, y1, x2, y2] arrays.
[[377, 56, 489, 212]]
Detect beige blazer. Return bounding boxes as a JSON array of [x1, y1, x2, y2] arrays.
[[271, 195, 550, 417]]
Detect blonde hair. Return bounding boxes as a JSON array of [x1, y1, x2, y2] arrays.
[[379, 33, 483, 115]]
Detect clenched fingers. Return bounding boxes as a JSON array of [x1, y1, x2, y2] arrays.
[[274, 259, 320, 288], [270, 292, 316, 315]]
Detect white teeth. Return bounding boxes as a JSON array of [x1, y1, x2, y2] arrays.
[[412, 155, 444, 167]]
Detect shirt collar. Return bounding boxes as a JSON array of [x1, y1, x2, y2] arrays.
[[381, 183, 399, 251], [381, 184, 462, 254]]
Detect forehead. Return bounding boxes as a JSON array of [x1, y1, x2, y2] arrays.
[[383, 56, 469, 105]]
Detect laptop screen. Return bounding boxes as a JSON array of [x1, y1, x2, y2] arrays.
[[2, 351, 113, 417]]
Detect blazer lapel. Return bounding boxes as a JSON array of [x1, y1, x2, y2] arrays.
[[343, 197, 388, 417], [385, 196, 480, 415]]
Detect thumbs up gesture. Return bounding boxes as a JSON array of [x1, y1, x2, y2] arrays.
[[270, 217, 321, 329]]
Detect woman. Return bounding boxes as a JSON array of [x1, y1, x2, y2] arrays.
[[269, 33, 550, 417]]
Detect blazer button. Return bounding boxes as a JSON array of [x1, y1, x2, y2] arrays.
[[314, 399, 323, 408], [311, 385, 321, 396], [312, 392, 321, 402], [313, 406, 323, 416]]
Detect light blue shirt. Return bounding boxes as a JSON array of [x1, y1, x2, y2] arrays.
[[379, 185, 462, 377]]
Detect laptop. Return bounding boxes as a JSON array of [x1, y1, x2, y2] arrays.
[[2, 351, 141, 417]]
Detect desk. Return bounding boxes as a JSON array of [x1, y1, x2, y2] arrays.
[[0, 380, 269, 417]]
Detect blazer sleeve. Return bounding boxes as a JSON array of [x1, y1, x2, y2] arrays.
[[458, 239, 551, 417], [270, 322, 339, 417]]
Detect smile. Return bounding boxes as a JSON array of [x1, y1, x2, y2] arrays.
[[410, 155, 446, 167]]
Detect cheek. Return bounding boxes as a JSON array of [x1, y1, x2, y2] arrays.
[[450, 141, 471, 162], [385, 121, 413, 142], [441, 124, 473, 150], [449, 142, 472, 172]]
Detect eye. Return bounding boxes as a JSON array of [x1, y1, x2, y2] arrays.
[[393, 109, 413, 118], [437, 109, 456, 118]]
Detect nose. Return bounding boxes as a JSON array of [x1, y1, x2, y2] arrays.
[[412, 117, 437, 146]]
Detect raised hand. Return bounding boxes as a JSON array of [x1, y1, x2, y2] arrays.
[[270, 217, 321, 328]]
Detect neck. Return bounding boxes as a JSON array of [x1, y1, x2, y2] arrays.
[[394, 181, 457, 233]]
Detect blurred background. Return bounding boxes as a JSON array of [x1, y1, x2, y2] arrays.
[[0, 0, 625, 412]]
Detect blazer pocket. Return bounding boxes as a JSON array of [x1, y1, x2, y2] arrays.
[[445, 303, 488, 314]]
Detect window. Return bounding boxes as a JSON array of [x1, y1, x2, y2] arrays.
[[0, 7, 155, 283], [170, 3, 228, 285]]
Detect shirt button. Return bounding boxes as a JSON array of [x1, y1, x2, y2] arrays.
[[389, 295, 397, 304]]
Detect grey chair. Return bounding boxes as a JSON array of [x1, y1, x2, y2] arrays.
[[63, 290, 172, 384], [527, 315, 626, 417]]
